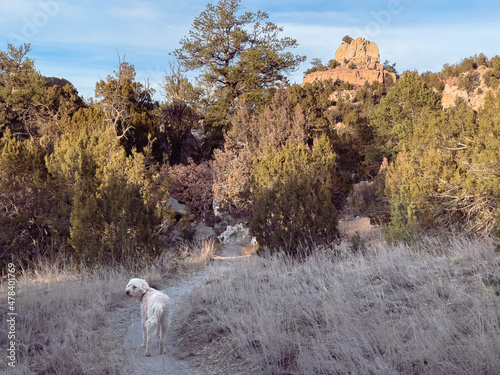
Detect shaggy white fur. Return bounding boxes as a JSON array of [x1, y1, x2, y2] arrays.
[[125, 278, 170, 356]]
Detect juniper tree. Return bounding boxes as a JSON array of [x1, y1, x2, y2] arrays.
[[46, 108, 167, 266], [368, 72, 442, 167], [0, 43, 48, 138], [250, 136, 341, 255]]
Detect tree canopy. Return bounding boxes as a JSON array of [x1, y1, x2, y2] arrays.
[[172, 0, 306, 143]]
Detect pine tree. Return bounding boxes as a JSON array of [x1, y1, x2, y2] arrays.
[[0, 43, 48, 138], [172, 0, 305, 144]]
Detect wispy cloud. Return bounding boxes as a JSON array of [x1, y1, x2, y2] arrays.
[[2, 0, 500, 101]]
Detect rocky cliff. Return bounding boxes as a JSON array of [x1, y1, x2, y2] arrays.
[[302, 37, 396, 87], [302, 61, 396, 87], [335, 37, 380, 65]]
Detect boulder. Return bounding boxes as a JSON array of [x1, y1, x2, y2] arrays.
[[193, 223, 216, 242], [335, 37, 380, 65], [167, 197, 187, 214], [302, 37, 395, 88]]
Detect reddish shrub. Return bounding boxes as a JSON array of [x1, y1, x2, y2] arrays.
[[169, 159, 214, 219]]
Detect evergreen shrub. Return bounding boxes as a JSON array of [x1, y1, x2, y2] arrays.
[[250, 137, 341, 256]]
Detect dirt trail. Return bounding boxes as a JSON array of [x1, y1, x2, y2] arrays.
[[117, 237, 253, 375]]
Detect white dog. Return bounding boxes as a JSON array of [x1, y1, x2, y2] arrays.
[[125, 278, 170, 356]]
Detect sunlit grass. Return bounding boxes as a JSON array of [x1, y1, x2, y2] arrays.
[[0, 238, 216, 374], [173, 237, 500, 374]]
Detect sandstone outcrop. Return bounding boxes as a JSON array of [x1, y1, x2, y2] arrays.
[[441, 67, 495, 110], [302, 61, 396, 86], [302, 37, 395, 87], [335, 37, 380, 65]]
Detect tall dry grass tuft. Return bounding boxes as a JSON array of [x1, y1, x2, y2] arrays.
[[0, 254, 131, 374], [0, 246, 174, 375], [0, 239, 217, 374], [161, 237, 217, 276], [173, 238, 500, 375]]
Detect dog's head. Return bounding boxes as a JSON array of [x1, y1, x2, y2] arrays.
[[125, 278, 149, 300]]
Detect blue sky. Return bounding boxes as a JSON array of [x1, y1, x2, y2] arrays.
[[1, 0, 500, 101]]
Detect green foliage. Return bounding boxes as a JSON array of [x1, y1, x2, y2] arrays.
[[303, 59, 339, 76], [46, 110, 166, 266], [342, 35, 353, 44], [383, 60, 398, 74], [381, 88, 500, 240], [292, 79, 378, 178], [483, 55, 500, 88], [156, 100, 202, 165], [0, 43, 49, 137], [420, 71, 445, 92], [0, 130, 67, 264], [354, 80, 387, 113], [250, 137, 340, 255], [158, 62, 206, 163], [458, 70, 480, 93], [441, 56, 478, 79], [95, 61, 158, 155], [303, 58, 327, 76], [42, 81, 87, 141], [368, 71, 442, 167], [213, 86, 308, 217], [328, 59, 340, 70], [172, 0, 306, 144], [383, 148, 425, 242], [290, 80, 336, 138]]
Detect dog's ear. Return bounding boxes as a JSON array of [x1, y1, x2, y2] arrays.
[[138, 279, 149, 293]]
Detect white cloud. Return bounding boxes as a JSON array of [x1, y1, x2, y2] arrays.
[[3, 0, 500, 100], [281, 19, 500, 84]]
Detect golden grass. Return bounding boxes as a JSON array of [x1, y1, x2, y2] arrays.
[[172, 237, 500, 375], [0, 261, 129, 374], [0, 238, 216, 374]]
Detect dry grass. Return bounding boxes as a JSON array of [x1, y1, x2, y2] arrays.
[[161, 237, 217, 276], [0, 239, 215, 374], [0, 260, 130, 374], [177, 238, 217, 275], [172, 238, 500, 375]]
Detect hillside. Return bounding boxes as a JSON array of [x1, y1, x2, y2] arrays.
[[441, 66, 499, 110], [302, 37, 500, 112]]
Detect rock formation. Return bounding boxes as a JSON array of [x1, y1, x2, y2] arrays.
[[302, 37, 396, 87], [302, 61, 395, 87], [441, 66, 495, 110], [335, 37, 380, 65]]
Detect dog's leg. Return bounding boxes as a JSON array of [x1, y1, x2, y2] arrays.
[[156, 325, 160, 348], [141, 318, 147, 348], [145, 320, 155, 356], [159, 323, 168, 354]]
